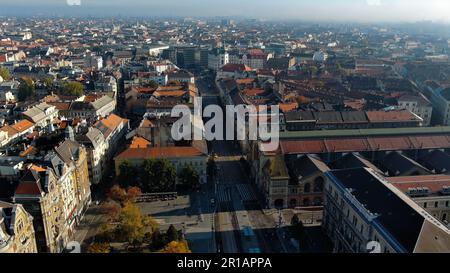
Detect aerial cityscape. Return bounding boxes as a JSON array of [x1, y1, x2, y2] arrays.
[[1, 0, 450, 258]]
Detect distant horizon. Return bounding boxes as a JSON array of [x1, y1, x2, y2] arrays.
[[0, 0, 450, 23]]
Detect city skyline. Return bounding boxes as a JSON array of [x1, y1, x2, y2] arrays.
[[0, 0, 450, 23]]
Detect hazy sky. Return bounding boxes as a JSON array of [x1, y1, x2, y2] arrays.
[[1, 0, 450, 22]]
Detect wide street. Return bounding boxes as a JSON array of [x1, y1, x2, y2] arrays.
[[73, 74, 302, 253], [201, 81, 296, 253]]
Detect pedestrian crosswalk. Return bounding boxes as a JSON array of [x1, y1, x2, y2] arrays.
[[236, 184, 257, 202], [217, 185, 232, 203]]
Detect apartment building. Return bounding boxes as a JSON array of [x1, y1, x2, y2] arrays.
[[323, 168, 450, 253], [387, 175, 450, 227], [398, 94, 433, 126], [0, 201, 37, 253]]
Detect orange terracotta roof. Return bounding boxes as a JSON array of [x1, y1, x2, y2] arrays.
[[221, 63, 253, 72], [135, 87, 156, 94], [0, 125, 18, 138], [20, 146, 37, 157], [236, 78, 255, 85], [44, 95, 60, 103], [130, 136, 151, 149], [141, 119, 155, 128], [84, 94, 102, 102], [366, 110, 420, 122], [95, 114, 127, 137], [154, 90, 187, 97], [29, 164, 46, 172], [243, 88, 265, 97], [115, 146, 206, 160], [156, 85, 184, 91], [388, 175, 450, 195], [279, 102, 298, 113], [281, 135, 450, 155], [11, 120, 34, 133]]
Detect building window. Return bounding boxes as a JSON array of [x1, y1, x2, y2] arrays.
[[304, 183, 311, 193], [314, 177, 324, 192], [424, 202, 427, 208], [435, 202, 439, 208]]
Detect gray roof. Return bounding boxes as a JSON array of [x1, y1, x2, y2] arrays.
[[327, 168, 426, 253], [85, 127, 105, 149], [381, 152, 430, 176], [331, 153, 381, 172], [285, 111, 315, 122], [419, 150, 450, 174], [55, 139, 81, 165], [91, 95, 114, 111], [341, 111, 368, 123], [23, 102, 54, 123], [287, 154, 329, 185], [313, 111, 343, 124]]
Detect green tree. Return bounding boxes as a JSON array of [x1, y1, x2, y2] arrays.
[[118, 159, 138, 187], [107, 184, 127, 204], [96, 223, 117, 243], [100, 200, 122, 220], [0, 67, 11, 81], [43, 77, 54, 88], [166, 224, 180, 242], [147, 80, 158, 89], [309, 66, 318, 76], [150, 229, 166, 251], [160, 240, 191, 253], [87, 243, 111, 253], [61, 81, 85, 96], [178, 165, 200, 190], [18, 78, 35, 101], [140, 159, 176, 192], [116, 203, 149, 245], [126, 187, 142, 203]]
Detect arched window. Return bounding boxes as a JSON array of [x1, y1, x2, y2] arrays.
[[314, 177, 324, 192], [304, 183, 311, 193], [443, 213, 448, 222]]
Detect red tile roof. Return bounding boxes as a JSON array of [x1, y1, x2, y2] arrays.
[[48, 102, 70, 111], [95, 114, 128, 138], [129, 136, 151, 149], [221, 63, 252, 72], [279, 103, 298, 113], [115, 146, 206, 160], [366, 110, 421, 122], [281, 135, 450, 155], [11, 120, 34, 133], [388, 175, 450, 195], [15, 182, 42, 196]]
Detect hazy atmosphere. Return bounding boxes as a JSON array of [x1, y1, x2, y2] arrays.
[[1, 0, 450, 22]]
